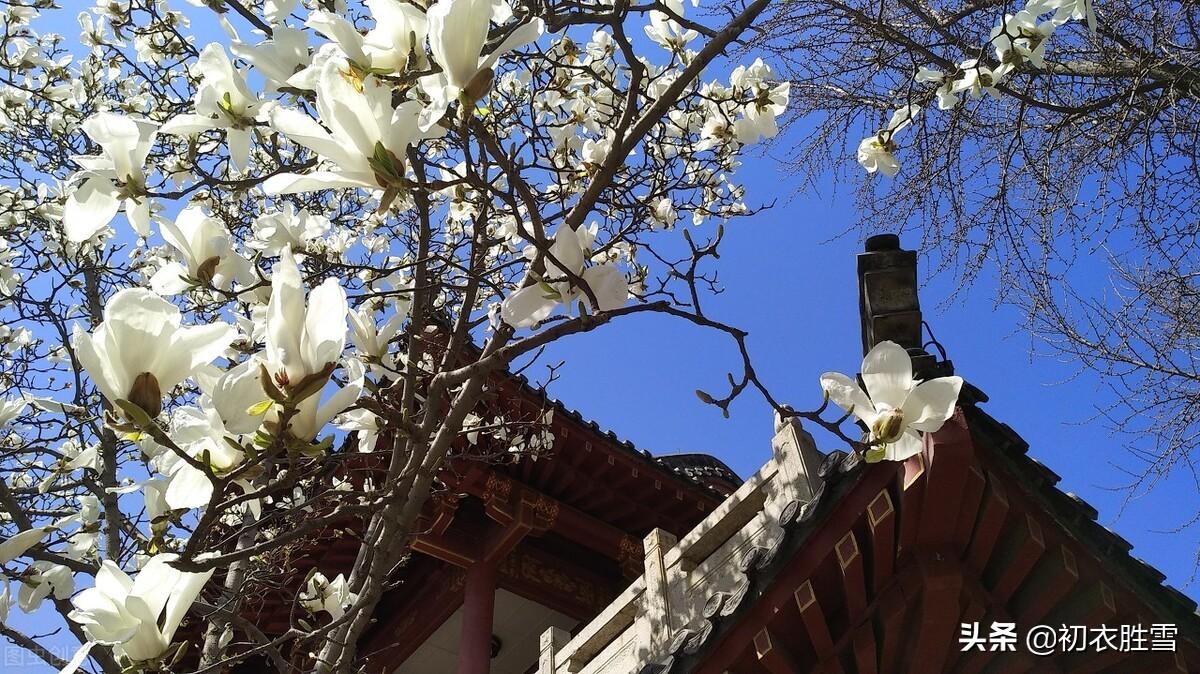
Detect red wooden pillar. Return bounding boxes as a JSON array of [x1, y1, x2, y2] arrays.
[[457, 561, 498, 674]]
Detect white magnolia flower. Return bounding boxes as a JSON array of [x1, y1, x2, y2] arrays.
[[820, 340, 963, 462], [67, 554, 213, 663], [63, 113, 158, 242], [161, 398, 246, 510], [649, 197, 678, 228], [335, 408, 380, 453], [72, 288, 237, 418], [262, 249, 362, 441], [501, 225, 629, 328], [230, 25, 310, 92], [300, 571, 357, 620], [990, 10, 1056, 69], [150, 205, 251, 295], [248, 205, 331, 256], [18, 561, 74, 613], [197, 359, 268, 436], [952, 60, 1014, 99], [349, 304, 407, 375], [160, 44, 262, 169], [265, 58, 439, 195], [857, 105, 919, 177], [305, 1, 427, 75], [419, 0, 544, 129], [645, 10, 698, 53]]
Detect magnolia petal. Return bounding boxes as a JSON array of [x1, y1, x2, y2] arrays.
[[71, 324, 124, 406], [427, 0, 492, 88], [227, 128, 252, 171], [94, 559, 134, 598], [149, 261, 192, 295], [578, 264, 628, 312], [301, 278, 349, 371], [63, 176, 120, 242], [548, 225, 585, 279], [479, 17, 545, 72], [267, 106, 359, 170], [861, 340, 913, 410], [306, 10, 368, 64], [501, 284, 559, 328], [165, 462, 214, 510], [819, 372, 877, 426], [209, 360, 266, 435], [262, 171, 373, 195], [159, 114, 217, 136], [885, 430, 924, 462], [0, 527, 48, 563], [416, 73, 454, 131], [124, 198, 152, 237], [902, 375, 963, 432], [56, 641, 95, 674], [265, 248, 306, 381], [314, 358, 365, 436], [159, 559, 214, 645], [156, 321, 238, 394]]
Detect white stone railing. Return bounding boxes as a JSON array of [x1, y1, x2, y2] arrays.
[[539, 418, 827, 673]]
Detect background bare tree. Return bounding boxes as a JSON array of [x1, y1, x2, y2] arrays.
[[748, 0, 1200, 508]]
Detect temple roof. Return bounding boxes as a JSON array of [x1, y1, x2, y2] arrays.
[[541, 236, 1200, 673]]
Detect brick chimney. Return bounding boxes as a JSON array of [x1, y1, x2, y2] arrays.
[[856, 234, 953, 380]]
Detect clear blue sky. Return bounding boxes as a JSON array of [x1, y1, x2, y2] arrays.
[[534, 136, 1200, 598]]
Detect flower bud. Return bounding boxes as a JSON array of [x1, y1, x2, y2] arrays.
[[126, 372, 162, 419]]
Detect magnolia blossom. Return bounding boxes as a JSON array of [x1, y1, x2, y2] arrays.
[[160, 44, 262, 169], [18, 561, 74, 613], [67, 554, 213, 663], [262, 249, 361, 441], [300, 571, 357, 620], [304, 0, 427, 75], [501, 225, 629, 328], [63, 112, 158, 242], [419, 0, 544, 129], [248, 205, 331, 256], [265, 58, 439, 195], [230, 25, 310, 92], [151, 205, 251, 295], [349, 304, 407, 375], [72, 288, 236, 418], [335, 408, 380, 453], [820, 341, 963, 462], [990, 10, 1056, 69], [160, 398, 246, 510], [645, 10, 699, 53], [953, 60, 1014, 100], [857, 105, 920, 177], [649, 197, 678, 229]]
